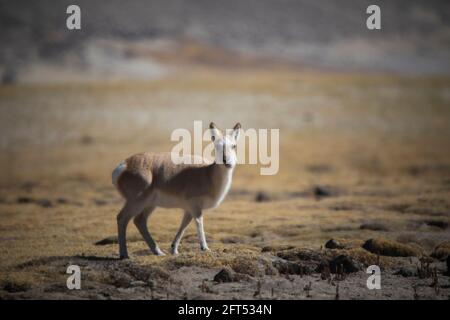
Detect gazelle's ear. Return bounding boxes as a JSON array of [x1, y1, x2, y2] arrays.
[[209, 122, 221, 142], [232, 122, 241, 141]]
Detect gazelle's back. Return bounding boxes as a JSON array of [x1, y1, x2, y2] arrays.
[[114, 152, 212, 202]]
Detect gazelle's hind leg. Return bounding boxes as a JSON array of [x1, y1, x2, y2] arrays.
[[116, 169, 155, 259], [133, 207, 165, 256], [117, 199, 146, 259], [170, 211, 193, 255]]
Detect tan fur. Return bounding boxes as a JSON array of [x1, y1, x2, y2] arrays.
[[112, 122, 241, 259], [117, 152, 230, 209]]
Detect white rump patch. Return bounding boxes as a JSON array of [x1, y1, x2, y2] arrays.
[[112, 161, 126, 186]]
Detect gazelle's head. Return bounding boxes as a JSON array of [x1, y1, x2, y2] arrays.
[[209, 122, 241, 168]]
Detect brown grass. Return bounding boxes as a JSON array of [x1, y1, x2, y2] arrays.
[[0, 66, 449, 298]]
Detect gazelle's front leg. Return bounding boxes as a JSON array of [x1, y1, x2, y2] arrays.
[[194, 214, 209, 251], [170, 211, 192, 255]]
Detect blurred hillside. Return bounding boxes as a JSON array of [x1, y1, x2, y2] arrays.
[[1, 0, 450, 82]]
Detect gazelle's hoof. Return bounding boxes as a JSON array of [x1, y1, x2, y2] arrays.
[[153, 248, 166, 256], [170, 242, 180, 255], [201, 246, 210, 252], [119, 254, 129, 260]]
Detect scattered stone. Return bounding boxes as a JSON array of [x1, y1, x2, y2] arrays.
[[394, 266, 418, 277], [362, 238, 421, 257], [213, 268, 235, 283], [325, 239, 344, 249], [329, 255, 362, 273], [17, 197, 34, 204], [255, 191, 271, 202], [313, 186, 331, 198]]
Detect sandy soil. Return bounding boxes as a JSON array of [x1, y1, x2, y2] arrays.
[[0, 66, 449, 299]]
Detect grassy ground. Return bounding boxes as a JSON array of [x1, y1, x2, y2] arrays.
[[0, 67, 449, 299]]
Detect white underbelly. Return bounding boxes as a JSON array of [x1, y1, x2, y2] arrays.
[[153, 191, 185, 208]]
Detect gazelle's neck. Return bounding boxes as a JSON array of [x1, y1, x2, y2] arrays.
[[208, 162, 234, 208], [210, 161, 234, 177]]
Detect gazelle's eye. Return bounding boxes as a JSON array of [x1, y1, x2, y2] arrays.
[[232, 144, 237, 149]]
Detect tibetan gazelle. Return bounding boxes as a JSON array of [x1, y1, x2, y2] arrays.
[[112, 122, 241, 259]]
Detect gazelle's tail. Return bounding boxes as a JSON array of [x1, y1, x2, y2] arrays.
[[112, 160, 127, 187]]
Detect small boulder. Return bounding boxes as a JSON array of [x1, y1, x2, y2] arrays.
[[325, 239, 344, 249], [17, 197, 34, 204], [255, 191, 271, 202], [213, 268, 235, 283], [362, 238, 421, 257], [313, 186, 331, 198]]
